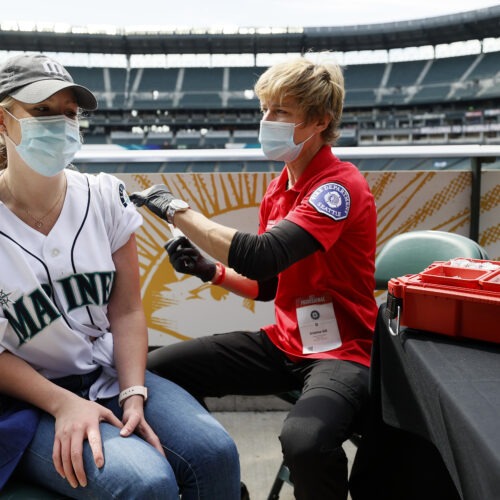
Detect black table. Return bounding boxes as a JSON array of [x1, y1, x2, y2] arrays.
[[350, 305, 500, 500]]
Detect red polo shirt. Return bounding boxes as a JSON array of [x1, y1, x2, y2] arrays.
[[259, 146, 377, 366]]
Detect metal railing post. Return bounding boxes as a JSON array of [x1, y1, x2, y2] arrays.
[[470, 156, 481, 243]]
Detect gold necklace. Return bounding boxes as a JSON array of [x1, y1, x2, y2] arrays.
[[3, 175, 67, 229]]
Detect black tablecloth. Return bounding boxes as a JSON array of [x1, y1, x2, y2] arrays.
[[350, 304, 500, 500]]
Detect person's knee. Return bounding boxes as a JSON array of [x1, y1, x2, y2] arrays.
[[114, 472, 178, 499], [219, 431, 239, 462], [280, 415, 345, 469], [280, 419, 320, 467], [86, 459, 178, 499], [205, 426, 240, 468], [172, 426, 240, 497]]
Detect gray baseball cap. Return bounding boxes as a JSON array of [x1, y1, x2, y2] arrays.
[[0, 53, 97, 110]]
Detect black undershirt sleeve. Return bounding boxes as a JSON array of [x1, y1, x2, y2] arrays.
[[228, 219, 322, 286], [254, 276, 279, 302]]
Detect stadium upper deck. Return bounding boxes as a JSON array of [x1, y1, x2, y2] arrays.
[[2, 6, 500, 151], [66, 51, 500, 112], [1, 5, 499, 54], [71, 51, 500, 150]]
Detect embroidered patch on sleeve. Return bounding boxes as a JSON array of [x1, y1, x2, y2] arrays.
[[119, 183, 130, 208], [308, 183, 350, 221]]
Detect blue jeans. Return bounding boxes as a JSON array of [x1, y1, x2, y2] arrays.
[[16, 371, 240, 499]]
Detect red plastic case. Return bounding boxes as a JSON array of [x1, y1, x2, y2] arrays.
[[387, 259, 500, 342], [480, 269, 500, 292], [419, 264, 490, 289]]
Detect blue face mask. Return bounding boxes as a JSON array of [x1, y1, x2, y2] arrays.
[[5, 111, 81, 177], [258, 120, 313, 163]]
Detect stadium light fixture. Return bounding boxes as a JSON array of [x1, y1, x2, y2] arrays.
[[72, 26, 90, 34], [53, 23, 72, 34], [221, 27, 239, 35], [484, 37, 500, 52], [18, 22, 37, 31], [86, 24, 120, 35], [0, 21, 19, 30]]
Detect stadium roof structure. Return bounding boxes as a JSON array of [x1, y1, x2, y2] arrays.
[[1, 6, 500, 55]]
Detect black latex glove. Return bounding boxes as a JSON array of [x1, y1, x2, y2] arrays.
[[165, 236, 216, 282], [129, 184, 175, 220]]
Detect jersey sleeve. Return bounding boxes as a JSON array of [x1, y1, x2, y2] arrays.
[[94, 173, 143, 253]]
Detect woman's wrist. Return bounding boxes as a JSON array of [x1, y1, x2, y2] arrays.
[[118, 385, 148, 407]]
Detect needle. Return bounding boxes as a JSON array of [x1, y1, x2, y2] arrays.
[[168, 223, 185, 238]]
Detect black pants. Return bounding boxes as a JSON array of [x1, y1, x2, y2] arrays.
[[148, 330, 369, 500]]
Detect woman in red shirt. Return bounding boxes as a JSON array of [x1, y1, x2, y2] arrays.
[[131, 57, 378, 500]]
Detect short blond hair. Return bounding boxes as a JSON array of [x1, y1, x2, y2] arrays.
[[254, 57, 345, 144]]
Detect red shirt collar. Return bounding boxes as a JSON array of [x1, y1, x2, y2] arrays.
[[277, 145, 336, 192]]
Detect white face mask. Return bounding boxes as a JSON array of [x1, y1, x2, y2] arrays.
[[4, 110, 81, 177], [258, 120, 313, 163]]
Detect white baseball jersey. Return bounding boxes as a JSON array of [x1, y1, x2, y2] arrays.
[[0, 169, 142, 400]]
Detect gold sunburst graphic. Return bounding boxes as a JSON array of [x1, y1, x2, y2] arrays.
[[125, 172, 277, 344], [368, 171, 471, 245]]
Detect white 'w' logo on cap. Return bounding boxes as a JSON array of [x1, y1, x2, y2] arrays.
[[41, 60, 67, 77]]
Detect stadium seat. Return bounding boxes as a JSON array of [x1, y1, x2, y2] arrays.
[[178, 93, 223, 109], [344, 63, 386, 89], [73, 163, 122, 174], [183, 67, 224, 92], [374, 230, 489, 289], [245, 161, 275, 172], [162, 161, 193, 172], [385, 157, 426, 170], [203, 130, 230, 148], [110, 131, 144, 146], [228, 67, 266, 91], [66, 66, 105, 91], [145, 132, 174, 148], [354, 158, 390, 171], [122, 163, 164, 173], [218, 162, 245, 173], [189, 162, 216, 173], [226, 96, 260, 109], [175, 130, 203, 148]]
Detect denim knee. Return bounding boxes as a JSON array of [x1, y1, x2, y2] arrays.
[[209, 429, 239, 469], [179, 423, 240, 494], [85, 467, 179, 500]]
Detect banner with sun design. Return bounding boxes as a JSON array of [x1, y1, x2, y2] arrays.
[[117, 170, 500, 346]]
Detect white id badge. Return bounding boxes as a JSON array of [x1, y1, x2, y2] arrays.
[[297, 296, 342, 354]]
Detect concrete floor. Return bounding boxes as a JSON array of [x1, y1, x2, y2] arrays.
[[214, 410, 356, 500]]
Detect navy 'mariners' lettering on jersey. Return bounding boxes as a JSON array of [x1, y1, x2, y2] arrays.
[[4, 289, 61, 345], [2, 271, 115, 345], [59, 271, 115, 312]]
